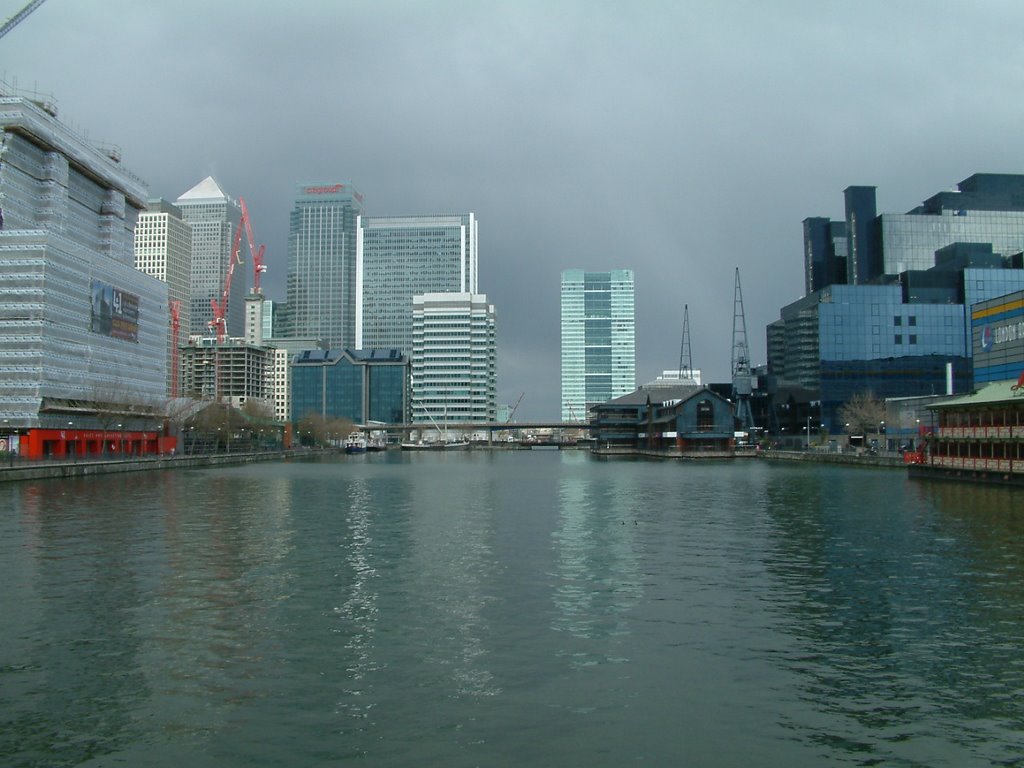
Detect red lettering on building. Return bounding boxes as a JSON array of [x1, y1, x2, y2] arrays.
[[303, 184, 345, 195]]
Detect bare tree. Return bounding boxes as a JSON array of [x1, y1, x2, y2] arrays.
[[838, 391, 888, 440]]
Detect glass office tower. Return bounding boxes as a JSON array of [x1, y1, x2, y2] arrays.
[[560, 269, 635, 422], [356, 214, 478, 354], [285, 182, 364, 348]]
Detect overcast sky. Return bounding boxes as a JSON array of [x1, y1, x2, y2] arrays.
[[3, 0, 1022, 419]]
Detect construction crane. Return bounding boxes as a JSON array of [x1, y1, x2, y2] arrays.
[[0, 0, 45, 40], [731, 267, 755, 430], [208, 196, 266, 341], [208, 214, 245, 343], [168, 300, 181, 397], [507, 392, 524, 422], [239, 197, 267, 293], [678, 304, 693, 382]]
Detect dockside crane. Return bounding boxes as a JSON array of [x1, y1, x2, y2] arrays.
[[679, 304, 693, 382], [731, 268, 756, 430]]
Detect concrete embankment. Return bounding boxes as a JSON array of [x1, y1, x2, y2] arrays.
[[591, 447, 905, 468], [0, 450, 302, 484], [758, 449, 904, 468]]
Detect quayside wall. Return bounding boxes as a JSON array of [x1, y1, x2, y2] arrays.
[[0, 450, 300, 484]]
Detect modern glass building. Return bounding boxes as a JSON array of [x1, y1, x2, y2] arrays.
[[560, 269, 635, 422], [356, 214, 478, 354], [772, 174, 1024, 434], [0, 89, 168, 458], [285, 182, 364, 348], [290, 348, 409, 426], [134, 199, 192, 397], [410, 293, 496, 424], [175, 177, 243, 338]]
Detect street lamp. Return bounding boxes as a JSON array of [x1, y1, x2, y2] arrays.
[[3, 418, 11, 467], [806, 416, 811, 450], [117, 423, 122, 457], [68, 420, 74, 460]]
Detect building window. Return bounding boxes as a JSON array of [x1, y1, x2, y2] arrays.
[[909, 335, 917, 344], [895, 334, 902, 344], [894, 316, 902, 326]]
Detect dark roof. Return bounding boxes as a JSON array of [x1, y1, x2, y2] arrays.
[[595, 384, 713, 409]]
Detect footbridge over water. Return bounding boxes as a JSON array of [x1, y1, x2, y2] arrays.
[[365, 421, 592, 446]]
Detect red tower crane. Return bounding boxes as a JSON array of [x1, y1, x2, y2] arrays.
[[239, 198, 267, 293], [208, 197, 266, 342], [168, 299, 181, 397]]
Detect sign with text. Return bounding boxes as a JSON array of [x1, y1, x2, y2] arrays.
[[90, 280, 139, 343]]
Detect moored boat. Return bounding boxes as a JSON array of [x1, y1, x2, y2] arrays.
[[344, 432, 368, 453]]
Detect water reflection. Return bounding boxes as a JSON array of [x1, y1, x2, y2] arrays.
[[762, 467, 1024, 765], [552, 465, 643, 664]]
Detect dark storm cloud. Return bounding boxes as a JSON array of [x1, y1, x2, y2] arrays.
[[4, 0, 1024, 417]]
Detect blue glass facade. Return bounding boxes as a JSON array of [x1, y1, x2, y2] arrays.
[[775, 174, 1024, 435], [290, 349, 408, 425]]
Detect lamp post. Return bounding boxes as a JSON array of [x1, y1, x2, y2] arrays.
[[68, 420, 74, 460], [879, 420, 886, 453], [3, 418, 11, 467], [806, 416, 811, 450], [117, 423, 122, 457]]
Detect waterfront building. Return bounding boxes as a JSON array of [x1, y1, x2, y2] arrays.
[[771, 174, 1024, 434], [285, 182, 364, 348], [0, 88, 168, 459], [589, 384, 735, 454], [971, 289, 1024, 385], [411, 292, 496, 425], [175, 177, 244, 339], [134, 199, 192, 397], [356, 213, 478, 354], [560, 269, 636, 422], [913, 379, 1024, 483], [290, 348, 409, 426]]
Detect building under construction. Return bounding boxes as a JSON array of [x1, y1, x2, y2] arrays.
[[180, 338, 274, 410], [0, 84, 169, 459]]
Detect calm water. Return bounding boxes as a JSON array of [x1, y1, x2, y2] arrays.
[[2, 451, 1024, 767]]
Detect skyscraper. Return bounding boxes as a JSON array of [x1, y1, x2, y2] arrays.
[[134, 199, 192, 396], [560, 269, 635, 422], [175, 177, 243, 338], [285, 182, 364, 348], [356, 213, 478, 354], [411, 293, 496, 425]]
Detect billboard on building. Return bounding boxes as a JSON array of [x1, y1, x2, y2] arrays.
[[90, 280, 139, 342]]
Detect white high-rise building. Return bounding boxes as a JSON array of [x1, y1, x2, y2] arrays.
[[134, 199, 192, 397], [356, 213, 478, 354], [560, 269, 635, 422], [411, 293, 495, 425], [175, 177, 243, 338]]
